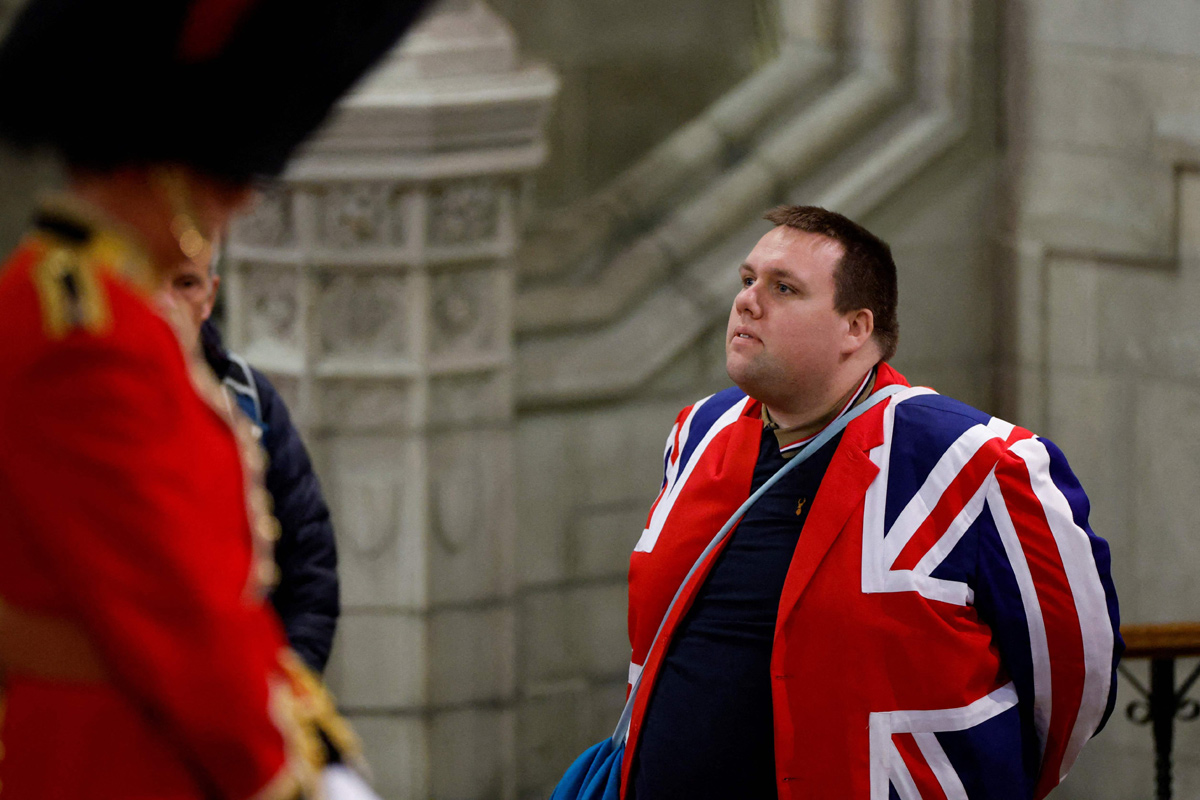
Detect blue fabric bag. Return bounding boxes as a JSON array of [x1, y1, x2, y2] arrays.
[[547, 384, 904, 800], [548, 738, 624, 800]]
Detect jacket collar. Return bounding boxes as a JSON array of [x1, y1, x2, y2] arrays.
[[774, 363, 911, 622], [200, 319, 233, 380]]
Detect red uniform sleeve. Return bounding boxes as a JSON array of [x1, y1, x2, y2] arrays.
[[0, 302, 301, 799]]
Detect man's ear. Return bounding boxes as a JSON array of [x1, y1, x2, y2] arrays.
[[202, 273, 221, 322], [842, 308, 875, 355]]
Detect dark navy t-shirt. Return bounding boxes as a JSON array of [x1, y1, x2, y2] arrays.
[[629, 428, 842, 800]]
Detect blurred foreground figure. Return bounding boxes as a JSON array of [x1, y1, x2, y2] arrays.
[[0, 1, 427, 798]]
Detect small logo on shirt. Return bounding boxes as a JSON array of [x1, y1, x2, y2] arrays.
[[795, 498, 807, 516]]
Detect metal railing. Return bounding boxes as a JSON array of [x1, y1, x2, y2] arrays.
[[1118, 623, 1200, 800]]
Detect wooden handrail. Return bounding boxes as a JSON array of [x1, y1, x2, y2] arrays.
[[1121, 623, 1200, 660]]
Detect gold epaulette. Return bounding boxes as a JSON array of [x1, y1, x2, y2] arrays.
[[26, 222, 154, 341], [29, 237, 112, 340]]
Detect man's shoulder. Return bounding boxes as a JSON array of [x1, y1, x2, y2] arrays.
[[689, 385, 750, 413], [0, 234, 162, 348], [890, 390, 1000, 429], [220, 351, 296, 438], [885, 388, 1034, 459], [245, 363, 288, 417], [672, 385, 753, 429], [0, 236, 182, 401]]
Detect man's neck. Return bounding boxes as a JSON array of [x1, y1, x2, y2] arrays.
[[762, 365, 877, 437]]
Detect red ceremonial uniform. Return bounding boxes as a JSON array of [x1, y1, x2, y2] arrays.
[[0, 212, 340, 799]]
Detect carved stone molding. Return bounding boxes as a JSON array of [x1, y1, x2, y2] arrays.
[[241, 266, 302, 356], [317, 379, 415, 433], [341, 474, 405, 558], [428, 180, 502, 247], [431, 458, 484, 554], [429, 372, 510, 425], [317, 272, 412, 360], [231, 185, 294, 248], [429, 267, 505, 361], [221, 5, 554, 798], [317, 184, 404, 248]]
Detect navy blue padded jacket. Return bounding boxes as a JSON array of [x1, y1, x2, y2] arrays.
[[202, 320, 339, 673]]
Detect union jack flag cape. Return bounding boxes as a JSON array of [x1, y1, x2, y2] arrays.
[[624, 364, 1121, 800]]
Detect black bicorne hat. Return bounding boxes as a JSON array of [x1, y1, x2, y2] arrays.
[[0, 0, 431, 182]]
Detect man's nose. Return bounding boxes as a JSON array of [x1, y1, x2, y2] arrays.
[[153, 285, 179, 317], [734, 283, 761, 317]]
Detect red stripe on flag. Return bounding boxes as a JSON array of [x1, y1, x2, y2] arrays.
[[998, 455, 1085, 798], [893, 732, 950, 800], [1006, 429, 1035, 448], [891, 437, 1007, 571]]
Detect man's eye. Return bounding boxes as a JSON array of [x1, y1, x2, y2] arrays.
[[741, 276, 754, 288], [776, 283, 792, 294]]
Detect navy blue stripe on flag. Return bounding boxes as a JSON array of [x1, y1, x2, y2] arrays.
[[928, 512, 981, 587], [970, 502, 1041, 771], [883, 396, 988, 536], [936, 703, 1035, 799]]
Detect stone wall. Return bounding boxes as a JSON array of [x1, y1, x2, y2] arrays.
[[0, 143, 58, 254], [1000, 1, 1200, 796], [489, 0, 770, 209]]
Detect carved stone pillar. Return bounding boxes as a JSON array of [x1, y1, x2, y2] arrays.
[[223, 4, 555, 797]]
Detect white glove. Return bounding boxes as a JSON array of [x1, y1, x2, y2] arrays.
[[321, 765, 383, 800]]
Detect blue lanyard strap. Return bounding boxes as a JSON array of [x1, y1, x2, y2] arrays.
[[613, 382, 907, 744]]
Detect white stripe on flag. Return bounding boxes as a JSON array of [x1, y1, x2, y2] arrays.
[[628, 661, 643, 687], [862, 386, 937, 595]]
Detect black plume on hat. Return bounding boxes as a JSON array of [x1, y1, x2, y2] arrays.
[[0, 0, 431, 182]]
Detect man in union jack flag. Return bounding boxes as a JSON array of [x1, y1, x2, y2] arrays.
[[622, 205, 1122, 800]]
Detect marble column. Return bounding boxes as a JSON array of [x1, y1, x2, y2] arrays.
[[222, 3, 556, 797]]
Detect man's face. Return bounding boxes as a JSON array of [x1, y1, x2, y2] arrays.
[[157, 259, 219, 353], [725, 225, 851, 407]]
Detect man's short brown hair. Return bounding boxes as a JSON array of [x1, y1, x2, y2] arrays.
[[763, 205, 899, 361]]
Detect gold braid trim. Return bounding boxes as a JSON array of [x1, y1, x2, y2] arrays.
[[267, 671, 324, 800], [278, 650, 365, 773], [186, 357, 281, 601], [265, 649, 369, 799]]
